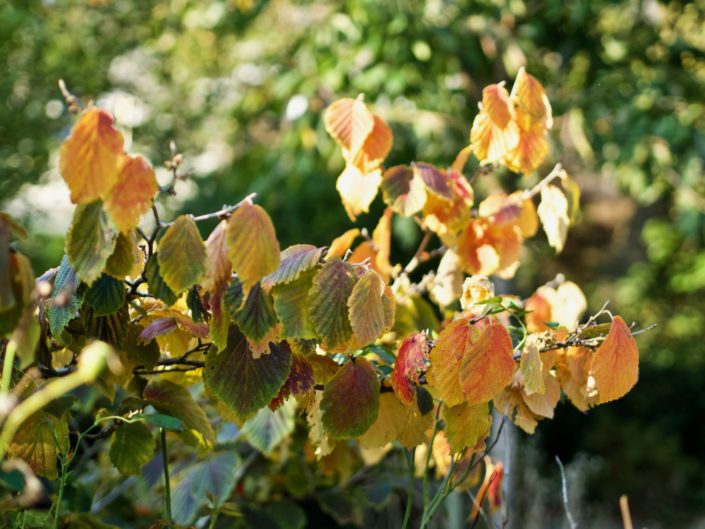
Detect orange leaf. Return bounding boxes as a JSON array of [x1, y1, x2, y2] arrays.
[[459, 321, 515, 405], [59, 108, 125, 204], [590, 316, 639, 404], [226, 202, 280, 290], [103, 155, 158, 233], [323, 97, 375, 159], [390, 333, 430, 404], [201, 221, 231, 292], [503, 120, 549, 175], [352, 115, 393, 173], [469, 84, 519, 163], [511, 68, 552, 129], [327, 229, 360, 259]]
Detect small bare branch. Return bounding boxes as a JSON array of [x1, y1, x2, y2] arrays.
[[555, 455, 578, 529]]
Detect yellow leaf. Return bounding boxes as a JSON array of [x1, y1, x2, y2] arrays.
[[442, 402, 491, 454], [336, 165, 382, 221], [59, 108, 125, 204], [519, 339, 544, 396], [158, 215, 206, 294], [591, 316, 639, 404], [511, 68, 552, 129], [537, 185, 569, 253], [470, 84, 519, 164], [103, 155, 158, 234], [327, 229, 360, 259], [226, 202, 280, 290], [348, 269, 393, 346]]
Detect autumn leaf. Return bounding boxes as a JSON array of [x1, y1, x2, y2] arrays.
[[414, 162, 453, 200], [103, 155, 158, 233], [262, 244, 325, 290], [336, 165, 382, 221], [352, 114, 393, 173], [109, 422, 155, 475], [232, 282, 280, 358], [390, 332, 430, 405], [7, 412, 69, 479], [59, 108, 125, 204], [270, 354, 315, 410], [157, 215, 207, 294], [348, 269, 394, 346], [442, 402, 491, 454], [381, 165, 427, 217], [204, 327, 292, 423], [226, 202, 280, 290], [459, 321, 515, 405], [327, 229, 360, 259], [359, 393, 430, 449], [271, 269, 317, 339], [469, 84, 519, 164], [321, 358, 380, 439], [307, 258, 357, 350], [85, 274, 126, 316], [555, 346, 593, 411], [145, 254, 177, 306], [323, 97, 375, 159], [105, 231, 140, 279], [519, 339, 544, 395], [591, 316, 639, 404], [427, 318, 483, 407], [201, 221, 231, 292], [66, 201, 117, 285], [537, 185, 569, 253]]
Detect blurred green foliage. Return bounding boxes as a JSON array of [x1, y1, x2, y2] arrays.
[[1, 0, 704, 527]]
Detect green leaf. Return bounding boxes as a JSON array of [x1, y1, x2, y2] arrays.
[[240, 398, 296, 456], [261, 244, 325, 289], [223, 278, 244, 318], [307, 258, 357, 349], [171, 452, 240, 525], [145, 254, 177, 306], [124, 324, 160, 368], [105, 231, 138, 278], [66, 200, 117, 285], [85, 303, 129, 350], [48, 255, 83, 337], [347, 269, 394, 345], [267, 499, 308, 529], [144, 379, 215, 451], [205, 327, 292, 423], [109, 421, 156, 475], [321, 357, 380, 439], [0, 223, 13, 312], [0, 468, 25, 492], [226, 202, 280, 289], [158, 215, 206, 294], [272, 268, 317, 339], [233, 282, 279, 357], [187, 287, 205, 323], [7, 412, 69, 479], [85, 273, 125, 316], [209, 284, 230, 351], [134, 413, 185, 431]]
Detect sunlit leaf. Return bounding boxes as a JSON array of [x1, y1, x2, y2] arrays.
[[307, 258, 357, 350], [323, 97, 375, 159], [321, 358, 380, 439], [591, 316, 639, 404], [226, 202, 280, 290], [351, 114, 393, 173], [262, 244, 325, 290], [158, 215, 206, 294], [414, 162, 452, 200], [459, 321, 515, 405], [442, 402, 491, 454], [537, 185, 569, 253], [109, 422, 155, 475], [271, 269, 317, 340], [59, 108, 125, 204], [348, 269, 393, 346], [381, 165, 427, 217], [201, 220, 231, 292], [470, 84, 519, 164], [336, 165, 382, 221], [205, 327, 292, 423], [390, 333, 430, 405], [66, 201, 117, 285], [103, 155, 158, 233], [519, 339, 544, 395]]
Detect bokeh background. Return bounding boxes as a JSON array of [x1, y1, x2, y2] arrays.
[[2, 0, 705, 527]]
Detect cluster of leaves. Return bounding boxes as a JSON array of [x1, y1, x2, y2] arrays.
[[0, 72, 643, 528]]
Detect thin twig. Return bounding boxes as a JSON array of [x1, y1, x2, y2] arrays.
[[160, 193, 257, 227], [555, 455, 578, 529], [619, 495, 634, 529]]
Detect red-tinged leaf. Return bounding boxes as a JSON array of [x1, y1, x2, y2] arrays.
[[261, 244, 325, 289], [144, 379, 215, 451], [270, 354, 315, 410], [208, 282, 230, 351], [233, 282, 280, 358], [351, 114, 393, 173], [421, 169, 474, 241], [226, 202, 280, 289], [138, 317, 178, 343], [414, 162, 452, 200], [173, 313, 209, 338], [103, 155, 158, 233], [307, 258, 357, 350], [459, 321, 516, 405], [381, 165, 427, 217], [59, 108, 125, 204], [470, 84, 519, 163], [66, 200, 117, 285], [348, 269, 393, 346], [427, 319, 483, 407], [336, 164, 382, 221], [321, 357, 380, 439], [204, 327, 292, 423], [590, 316, 639, 404], [158, 215, 207, 294], [391, 333, 430, 404], [323, 97, 375, 158], [201, 221, 231, 292]]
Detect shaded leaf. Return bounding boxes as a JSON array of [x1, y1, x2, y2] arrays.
[[321, 358, 380, 439], [145, 254, 177, 306], [7, 412, 69, 479], [105, 231, 139, 278], [233, 282, 280, 357], [158, 215, 206, 294], [442, 402, 491, 454], [109, 422, 155, 475], [66, 201, 117, 285], [85, 274, 125, 316], [241, 398, 296, 456], [59, 108, 124, 204], [348, 269, 393, 346], [201, 220, 231, 292], [270, 354, 315, 410], [47, 255, 83, 337], [103, 155, 158, 233], [205, 327, 292, 423], [226, 202, 280, 289]]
